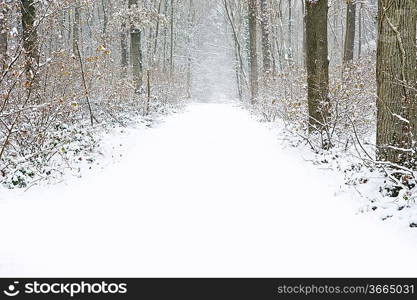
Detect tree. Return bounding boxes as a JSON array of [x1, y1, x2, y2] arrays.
[[223, 0, 247, 100], [0, 0, 8, 70], [343, 0, 356, 63], [129, 0, 142, 92], [305, 0, 329, 134], [21, 0, 39, 82], [72, 3, 81, 55], [260, 0, 272, 74], [287, 0, 293, 62], [357, 1, 363, 59], [120, 20, 128, 75], [170, 0, 174, 77], [153, 0, 163, 65], [186, 0, 193, 98], [376, 0, 417, 167], [120, 0, 128, 76], [248, 0, 258, 104]]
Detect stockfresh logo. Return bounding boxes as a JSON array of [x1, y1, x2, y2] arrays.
[[3, 281, 20, 297]]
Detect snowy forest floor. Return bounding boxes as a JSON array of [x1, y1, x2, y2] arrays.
[[1, 100, 417, 277]]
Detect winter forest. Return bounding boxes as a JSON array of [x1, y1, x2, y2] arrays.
[[1, 0, 417, 276]]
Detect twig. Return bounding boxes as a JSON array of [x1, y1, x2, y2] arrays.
[[75, 41, 95, 126]]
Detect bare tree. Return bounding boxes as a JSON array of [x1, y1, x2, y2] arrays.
[[248, 0, 258, 104], [0, 0, 8, 70], [170, 0, 174, 77], [287, 0, 293, 62]]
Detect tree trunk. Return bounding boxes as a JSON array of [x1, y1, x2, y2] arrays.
[[358, 1, 362, 59], [305, 0, 329, 133], [153, 0, 163, 66], [260, 0, 272, 74], [288, 0, 292, 63], [376, 0, 417, 167], [170, 0, 174, 77], [72, 3, 81, 55], [120, 21, 128, 75], [0, 1, 7, 70], [129, 0, 142, 92], [162, 0, 168, 73], [248, 0, 258, 104], [301, 0, 306, 67], [21, 0, 39, 81], [343, 0, 356, 63], [186, 0, 193, 98], [101, 0, 108, 37]]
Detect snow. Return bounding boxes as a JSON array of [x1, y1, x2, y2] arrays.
[[1, 100, 417, 277]]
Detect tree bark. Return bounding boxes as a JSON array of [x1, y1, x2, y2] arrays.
[[358, 1, 362, 59], [120, 22, 128, 74], [120, 0, 128, 74], [129, 0, 142, 92], [153, 0, 163, 66], [248, 0, 258, 104], [0, 1, 8, 70], [72, 3, 81, 55], [162, 0, 168, 73], [21, 0, 39, 81], [305, 0, 329, 133], [301, 0, 306, 67], [288, 0, 293, 62], [343, 0, 356, 63], [170, 0, 174, 77], [260, 0, 272, 74], [186, 0, 193, 98], [376, 0, 417, 167]]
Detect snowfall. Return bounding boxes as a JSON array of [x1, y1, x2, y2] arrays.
[[0, 100, 417, 277]]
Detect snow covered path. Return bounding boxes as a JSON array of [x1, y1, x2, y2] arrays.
[[1, 102, 417, 277]]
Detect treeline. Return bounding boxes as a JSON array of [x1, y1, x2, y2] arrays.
[[225, 0, 416, 171], [0, 0, 200, 187]]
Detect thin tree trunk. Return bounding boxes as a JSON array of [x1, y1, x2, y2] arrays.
[[21, 0, 39, 82], [301, 0, 306, 68], [343, 0, 356, 63], [358, 1, 362, 59], [129, 0, 142, 92], [101, 0, 108, 45], [72, 3, 81, 55], [234, 40, 243, 101], [0, 1, 7, 70], [287, 0, 292, 62], [162, 0, 168, 73], [248, 0, 258, 104], [186, 0, 193, 99], [120, 22, 128, 75], [153, 0, 163, 66], [170, 0, 174, 78], [67, 10, 71, 50], [260, 0, 272, 74], [223, 0, 248, 89]]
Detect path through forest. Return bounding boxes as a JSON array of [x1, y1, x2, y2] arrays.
[[1, 101, 417, 276]]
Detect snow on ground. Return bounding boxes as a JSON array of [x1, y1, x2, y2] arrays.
[[1, 100, 417, 277]]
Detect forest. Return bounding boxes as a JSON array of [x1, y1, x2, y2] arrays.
[[0, 0, 417, 276]]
